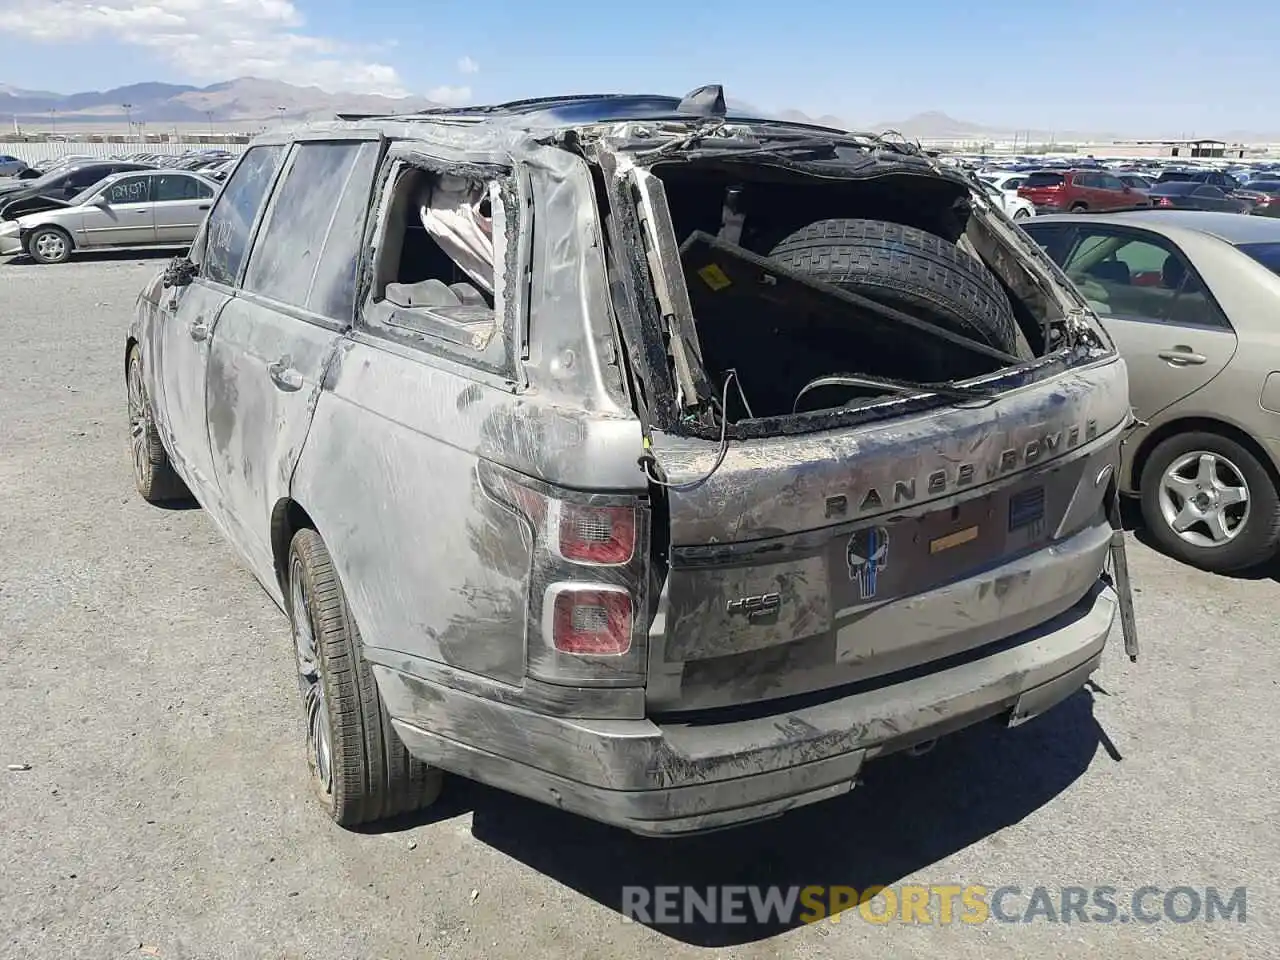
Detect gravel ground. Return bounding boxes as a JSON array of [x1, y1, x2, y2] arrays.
[[1, 255, 1277, 960]]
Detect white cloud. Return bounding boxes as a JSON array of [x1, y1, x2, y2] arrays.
[[0, 0, 415, 96], [427, 85, 473, 106], [456, 55, 479, 75]]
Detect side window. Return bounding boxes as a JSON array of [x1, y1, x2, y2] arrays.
[[1062, 229, 1224, 327], [67, 167, 109, 190], [243, 141, 375, 317], [307, 143, 381, 322], [103, 175, 152, 204], [1193, 185, 1224, 199], [154, 174, 202, 202], [362, 163, 509, 372], [202, 145, 286, 287], [1101, 174, 1126, 191]]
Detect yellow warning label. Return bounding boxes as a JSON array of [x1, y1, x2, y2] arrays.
[[697, 263, 732, 291], [930, 525, 979, 554]]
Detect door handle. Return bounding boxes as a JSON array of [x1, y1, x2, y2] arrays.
[[1157, 347, 1207, 366], [188, 320, 209, 341], [267, 358, 304, 392], [198, 204, 211, 211]]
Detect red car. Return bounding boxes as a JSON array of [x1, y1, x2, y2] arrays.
[[1018, 169, 1151, 214]]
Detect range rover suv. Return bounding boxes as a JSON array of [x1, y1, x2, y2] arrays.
[[125, 87, 1137, 836]]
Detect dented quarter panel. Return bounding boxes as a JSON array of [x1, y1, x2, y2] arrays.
[[290, 334, 646, 690]]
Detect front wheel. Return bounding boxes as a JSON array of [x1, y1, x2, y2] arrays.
[[127, 345, 189, 502], [288, 528, 442, 826], [27, 226, 72, 264], [1139, 432, 1280, 572]]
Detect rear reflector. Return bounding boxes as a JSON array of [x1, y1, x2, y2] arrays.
[[555, 503, 636, 565], [551, 587, 633, 655]]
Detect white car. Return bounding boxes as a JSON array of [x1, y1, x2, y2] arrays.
[[979, 179, 1035, 221], [980, 171, 1032, 194]]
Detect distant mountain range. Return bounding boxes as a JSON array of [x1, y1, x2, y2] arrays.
[[2, 79, 1277, 142], [0, 78, 441, 125]]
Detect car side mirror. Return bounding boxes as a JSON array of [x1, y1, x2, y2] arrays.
[[92, 195, 111, 208], [162, 256, 197, 289]]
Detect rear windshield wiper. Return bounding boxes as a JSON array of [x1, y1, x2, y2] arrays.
[[792, 373, 996, 413]]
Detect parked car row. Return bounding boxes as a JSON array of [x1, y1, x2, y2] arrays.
[[0, 152, 226, 262], [976, 157, 1280, 218]]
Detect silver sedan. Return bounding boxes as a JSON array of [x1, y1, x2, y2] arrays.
[[1024, 211, 1280, 572], [0, 169, 217, 264]]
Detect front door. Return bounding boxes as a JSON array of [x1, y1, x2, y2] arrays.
[[81, 174, 157, 247], [1057, 224, 1237, 421], [152, 145, 288, 507], [153, 173, 216, 244], [154, 279, 232, 501]]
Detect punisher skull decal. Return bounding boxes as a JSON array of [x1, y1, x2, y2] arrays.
[[846, 526, 890, 600]]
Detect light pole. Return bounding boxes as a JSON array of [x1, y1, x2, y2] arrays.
[[276, 105, 286, 127], [122, 102, 133, 140], [49, 107, 56, 137], [206, 110, 214, 139]]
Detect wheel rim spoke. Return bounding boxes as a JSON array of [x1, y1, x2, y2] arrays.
[[1159, 449, 1251, 548]]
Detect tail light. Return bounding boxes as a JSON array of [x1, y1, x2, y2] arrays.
[[1156, 197, 1174, 207], [553, 502, 636, 564], [548, 586, 633, 655], [478, 461, 650, 685]]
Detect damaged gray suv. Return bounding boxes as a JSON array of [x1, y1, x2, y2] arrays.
[[126, 87, 1138, 836]]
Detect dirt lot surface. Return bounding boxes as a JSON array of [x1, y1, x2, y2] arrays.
[[2, 254, 1277, 959]]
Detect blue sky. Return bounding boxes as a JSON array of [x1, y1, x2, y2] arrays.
[[0, 0, 1274, 133]]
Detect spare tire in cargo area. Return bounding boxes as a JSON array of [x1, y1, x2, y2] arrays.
[[768, 218, 1020, 356]]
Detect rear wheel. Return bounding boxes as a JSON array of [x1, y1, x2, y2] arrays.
[[767, 217, 1019, 354], [288, 527, 442, 826], [1068, 202, 1088, 213], [27, 226, 72, 264], [1012, 207, 1032, 221], [1139, 432, 1280, 572]]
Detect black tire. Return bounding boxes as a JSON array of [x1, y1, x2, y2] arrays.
[[1139, 431, 1280, 573], [1068, 202, 1088, 213], [126, 345, 189, 502], [26, 225, 72, 264], [1012, 207, 1032, 221], [767, 218, 1019, 354], [288, 528, 442, 826]]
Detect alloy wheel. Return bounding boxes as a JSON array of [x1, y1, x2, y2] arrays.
[[1157, 451, 1250, 548]]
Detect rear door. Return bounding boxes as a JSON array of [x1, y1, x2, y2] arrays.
[[152, 145, 287, 505], [153, 173, 215, 243], [204, 137, 381, 587], [1054, 223, 1237, 421]]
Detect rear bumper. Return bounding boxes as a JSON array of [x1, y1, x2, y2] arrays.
[[377, 581, 1116, 837]]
